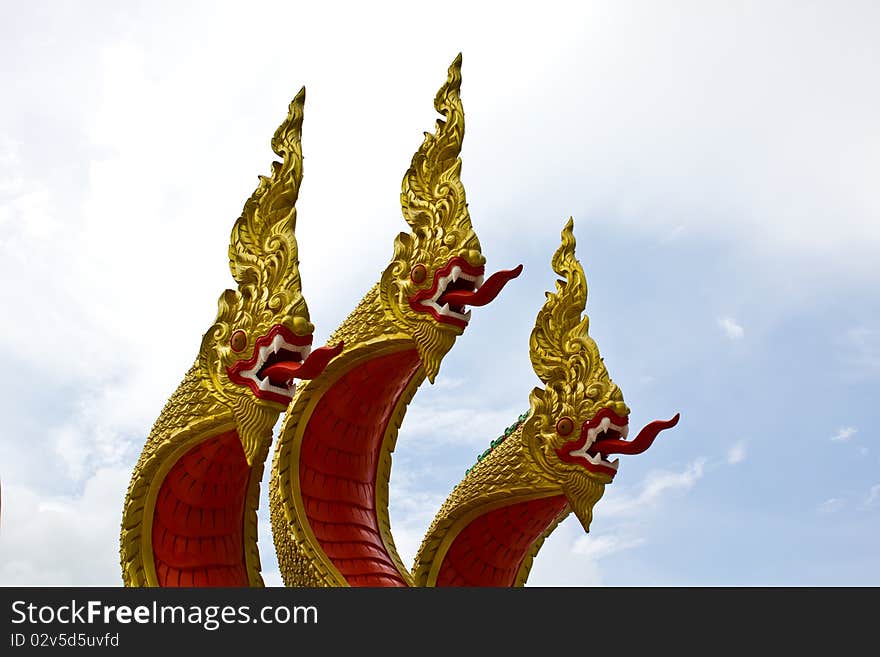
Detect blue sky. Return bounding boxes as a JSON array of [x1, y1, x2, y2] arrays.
[[1, 1, 877, 585]]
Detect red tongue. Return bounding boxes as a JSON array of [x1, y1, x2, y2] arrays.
[[591, 414, 680, 456], [439, 264, 523, 307], [261, 342, 344, 385]]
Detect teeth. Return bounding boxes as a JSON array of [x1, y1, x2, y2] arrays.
[[600, 417, 610, 432], [415, 266, 483, 324], [430, 279, 447, 303], [620, 425, 629, 439], [609, 458, 619, 470], [584, 428, 597, 451], [587, 452, 602, 465], [237, 335, 312, 400]]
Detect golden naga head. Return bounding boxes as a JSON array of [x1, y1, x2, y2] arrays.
[[379, 54, 522, 382], [198, 89, 341, 461], [523, 218, 679, 531]]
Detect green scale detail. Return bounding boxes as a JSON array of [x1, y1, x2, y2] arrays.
[[465, 411, 530, 475]]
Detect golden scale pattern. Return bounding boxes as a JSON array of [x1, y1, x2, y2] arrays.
[[120, 366, 232, 585], [121, 88, 312, 587], [123, 55, 631, 588], [269, 55, 495, 586], [268, 293, 417, 587]]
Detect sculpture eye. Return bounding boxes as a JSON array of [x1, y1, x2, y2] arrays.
[[230, 330, 248, 352], [410, 264, 427, 284], [556, 417, 574, 436]]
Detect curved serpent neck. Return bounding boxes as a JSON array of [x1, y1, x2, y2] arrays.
[[120, 364, 275, 586], [411, 217, 681, 587], [270, 55, 524, 587], [329, 284, 399, 347], [270, 284, 425, 587], [120, 89, 323, 587], [412, 420, 570, 587]]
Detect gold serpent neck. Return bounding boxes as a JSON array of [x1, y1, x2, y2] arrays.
[[120, 365, 239, 586], [271, 55, 517, 587], [411, 422, 567, 586], [268, 284, 425, 587], [329, 284, 399, 347], [122, 89, 315, 587]]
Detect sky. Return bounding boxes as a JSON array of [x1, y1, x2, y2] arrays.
[[1, 0, 878, 586]]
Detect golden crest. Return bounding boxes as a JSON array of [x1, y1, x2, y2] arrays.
[[199, 87, 319, 464], [121, 89, 338, 587], [413, 219, 679, 586], [270, 55, 521, 587], [524, 218, 628, 528], [378, 54, 520, 381]]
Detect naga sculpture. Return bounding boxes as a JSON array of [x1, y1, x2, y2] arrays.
[[269, 54, 522, 586], [411, 219, 680, 586], [120, 89, 341, 586]]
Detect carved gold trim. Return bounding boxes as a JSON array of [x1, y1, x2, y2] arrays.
[[123, 414, 236, 586], [122, 88, 313, 587]]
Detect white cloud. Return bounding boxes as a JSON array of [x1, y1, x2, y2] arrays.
[[717, 317, 745, 340], [0, 135, 19, 167], [257, 499, 283, 587], [818, 498, 844, 514], [387, 465, 450, 570], [726, 441, 747, 465], [2, 1, 880, 587], [831, 427, 858, 443], [526, 520, 645, 587], [0, 468, 130, 585], [658, 224, 686, 244], [431, 377, 465, 390], [399, 403, 526, 450], [867, 485, 880, 508], [600, 458, 707, 517], [839, 327, 880, 379], [528, 459, 709, 585], [390, 492, 449, 571], [524, 520, 604, 586], [571, 533, 645, 560], [261, 569, 283, 587], [390, 457, 710, 586]]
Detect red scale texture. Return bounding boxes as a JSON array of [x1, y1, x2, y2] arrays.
[[299, 349, 421, 587], [152, 430, 250, 587], [435, 495, 567, 587]]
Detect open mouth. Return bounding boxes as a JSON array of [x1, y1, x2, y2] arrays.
[[408, 257, 523, 328], [556, 408, 680, 478], [227, 325, 343, 405]]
